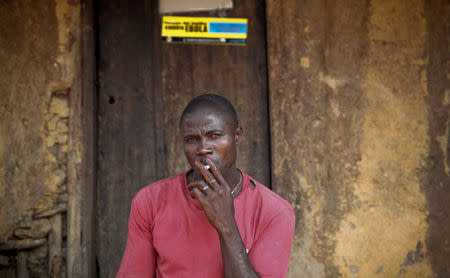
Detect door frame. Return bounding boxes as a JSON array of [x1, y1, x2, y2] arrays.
[[75, 0, 97, 277], [75, 0, 271, 276]]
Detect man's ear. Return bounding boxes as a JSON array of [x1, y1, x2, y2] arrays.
[[235, 126, 243, 144]]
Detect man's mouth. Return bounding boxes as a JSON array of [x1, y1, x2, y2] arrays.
[[198, 158, 219, 170], [199, 158, 208, 166]]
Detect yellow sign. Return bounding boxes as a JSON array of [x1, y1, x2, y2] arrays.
[[162, 16, 248, 44]]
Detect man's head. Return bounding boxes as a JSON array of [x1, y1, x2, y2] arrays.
[[179, 94, 238, 128], [180, 94, 242, 178]]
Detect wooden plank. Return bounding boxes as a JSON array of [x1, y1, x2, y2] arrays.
[[48, 214, 62, 277], [67, 1, 84, 277], [96, 0, 269, 276], [17, 252, 29, 278], [78, 0, 97, 277], [96, 1, 164, 277]]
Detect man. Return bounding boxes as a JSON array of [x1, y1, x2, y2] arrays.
[[117, 94, 295, 277]]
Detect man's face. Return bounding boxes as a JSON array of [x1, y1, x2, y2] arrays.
[[181, 106, 240, 179]]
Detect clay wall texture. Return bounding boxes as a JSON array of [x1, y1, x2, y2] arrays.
[[0, 0, 448, 277], [0, 0, 81, 276], [266, 0, 449, 277]]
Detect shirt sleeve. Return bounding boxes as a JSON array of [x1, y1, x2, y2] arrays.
[[116, 192, 156, 277], [247, 207, 295, 278]]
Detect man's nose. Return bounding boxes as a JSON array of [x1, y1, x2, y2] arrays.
[[196, 139, 212, 156]]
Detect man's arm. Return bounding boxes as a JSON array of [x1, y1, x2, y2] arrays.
[[116, 192, 156, 277], [218, 220, 260, 278], [189, 159, 259, 278], [219, 208, 295, 278]]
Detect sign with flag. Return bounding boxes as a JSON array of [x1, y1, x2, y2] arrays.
[[162, 16, 248, 45]]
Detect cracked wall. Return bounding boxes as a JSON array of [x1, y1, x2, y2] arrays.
[[266, 0, 449, 277], [332, 1, 431, 277], [0, 0, 80, 276]]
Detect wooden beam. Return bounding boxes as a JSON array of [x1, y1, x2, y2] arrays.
[[67, 0, 97, 277]]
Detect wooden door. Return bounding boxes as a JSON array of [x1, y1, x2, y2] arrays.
[[96, 0, 269, 276]]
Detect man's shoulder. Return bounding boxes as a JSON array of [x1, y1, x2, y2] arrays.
[[243, 173, 295, 218], [133, 172, 187, 204]]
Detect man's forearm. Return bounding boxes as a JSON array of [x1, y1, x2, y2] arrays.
[[218, 221, 260, 278]]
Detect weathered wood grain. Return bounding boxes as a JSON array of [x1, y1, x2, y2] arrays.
[[96, 0, 269, 276]]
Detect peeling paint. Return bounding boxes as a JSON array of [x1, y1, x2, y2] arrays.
[[443, 89, 449, 106], [320, 74, 347, 91], [300, 57, 310, 68], [436, 123, 449, 174]]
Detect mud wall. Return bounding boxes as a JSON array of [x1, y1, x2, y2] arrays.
[[1, 0, 448, 277], [0, 0, 81, 276], [266, 0, 449, 277]]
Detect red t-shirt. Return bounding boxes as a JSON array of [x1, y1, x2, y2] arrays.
[[116, 170, 295, 278]]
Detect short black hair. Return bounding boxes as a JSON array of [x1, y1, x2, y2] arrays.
[[180, 94, 239, 127]]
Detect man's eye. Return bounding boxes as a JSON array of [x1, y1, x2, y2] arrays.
[[210, 133, 222, 139], [185, 138, 197, 143]]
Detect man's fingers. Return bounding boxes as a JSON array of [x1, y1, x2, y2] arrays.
[[206, 158, 228, 188], [189, 187, 208, 204], [194, 160, 220, 190], [188, 182, 208, 192]]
